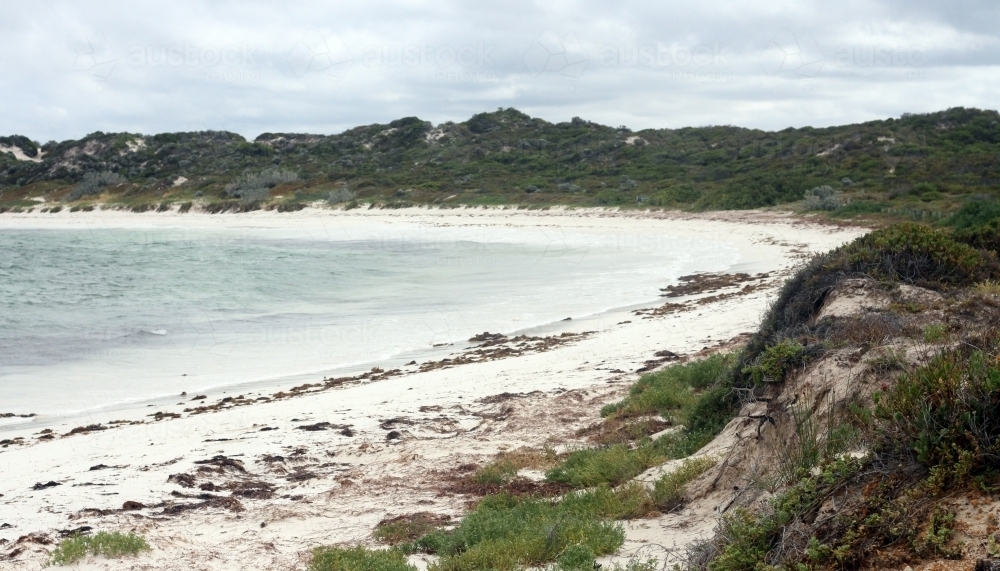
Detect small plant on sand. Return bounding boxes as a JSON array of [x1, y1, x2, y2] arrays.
[[652, 457, 717, 511], [406, 493, 624, 571], [474, 459, 518, 485], [974, 280, 1000, 296], [601, 352, 733, 421], [545, 442, 663, 488], [922, 323, 948, 342], [309, 546, 416, 571], [48, 531, 151, 566]]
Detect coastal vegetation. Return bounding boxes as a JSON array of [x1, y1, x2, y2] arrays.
[[0, 107, 998, 221], [47, 531, 150, 565], [302, 218, 1000, 570]]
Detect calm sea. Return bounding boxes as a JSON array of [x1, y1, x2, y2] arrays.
[[0, 223, 738, 422]]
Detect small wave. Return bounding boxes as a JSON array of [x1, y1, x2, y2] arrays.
[[147, 329, 168, 336]]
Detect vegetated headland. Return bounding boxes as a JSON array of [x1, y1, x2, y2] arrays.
[[1, 106, 999, 222]]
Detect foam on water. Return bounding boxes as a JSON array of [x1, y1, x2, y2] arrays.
[[0, 223, 739, 419]]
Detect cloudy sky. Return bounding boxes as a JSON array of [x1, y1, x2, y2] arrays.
[[2, 0, 998, 141]]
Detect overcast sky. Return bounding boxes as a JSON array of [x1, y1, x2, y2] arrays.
[[2, 0, 998, 141]]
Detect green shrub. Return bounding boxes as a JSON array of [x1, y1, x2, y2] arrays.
[[843, 223, 996, 286], [545, 444, 660, 488], [922, 323, 948, 342], [652, 457, 716, 511], [559, 482, 655, 520], [947, 198, 1000, 229], [873, 343, 1000, 469], [954, 218, 1000, 253], [704, 458, 863, 571], [742, 340, 806, 384], [49, 531, 151, 565], [602, 353, 734, 420], [830, 200, 886, 218], [474, 460, 518, 485], [411, 494, 625, 571], [309, 546, 416, 571], [593, 189, 630, 206], [734, 224, 999, 394]]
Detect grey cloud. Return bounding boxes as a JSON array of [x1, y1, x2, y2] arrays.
[[1, 0, 998, 141]]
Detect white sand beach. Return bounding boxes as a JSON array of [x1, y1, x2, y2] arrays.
[[0, 207, 866, 570]]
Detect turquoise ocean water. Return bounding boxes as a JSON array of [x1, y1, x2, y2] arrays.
[[0, 223, 739, 421]]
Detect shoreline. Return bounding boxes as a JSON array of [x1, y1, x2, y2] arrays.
[[0, 206, 799, 426], [0, 269, 771, 434], [0, 208, 867, 570]]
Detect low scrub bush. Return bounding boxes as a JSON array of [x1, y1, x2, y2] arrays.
[[947, 198, 1000, 229], [697, 338, 1000, 570], [954, 217, 1000, 253], [803, 185, 843, 211], [874, 341, 1000, 468], [830, 200, 886, 218], [741, 340, 806, 384], [65, 171, 126, 202], [474, 460, 518, 486], [326, 187, 357, 204], [224, 167, 297, 204], [309, 546, 415, 571], [409, 493, 625, 571], [652, 457, 717, 511], [734, 223, 999, 393], [545, 443, 661, 488], [49, 531, 151, 565], [602, 353, 734, 421]]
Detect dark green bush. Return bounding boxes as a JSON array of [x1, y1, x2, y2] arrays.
[[874, 342, 1000, 469], [735, 224, 999, 391], [742, 340, 807, 384], [946, 198, 1000, 229], [830, 200, 886, 218], [843, 222, 996, 286], [953, 218, 1000, 253]]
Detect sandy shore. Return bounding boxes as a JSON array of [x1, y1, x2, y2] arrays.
[[0, 207, 866, 569]]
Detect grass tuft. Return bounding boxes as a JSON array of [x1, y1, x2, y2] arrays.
[[652, 457, 717, 511], [309, 546, 416, 571], [405, 493, 625, 571], [48, 531, 151, 566], [601, 353, 733, 421]]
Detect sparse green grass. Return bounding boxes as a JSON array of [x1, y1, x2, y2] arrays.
[[547, 354, 736, 491], [309, 546, 416, 571], [393, 459, 714, 570], [474, 459, 518, 485], [545, 443, 663, 488], [406, 493, 625, 571], [375, 515, 449, 546], [922, 323, 949, 343], [48, 531, 151, 566], [601, 353, 734, 421], [652, 457, 717, 511]]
